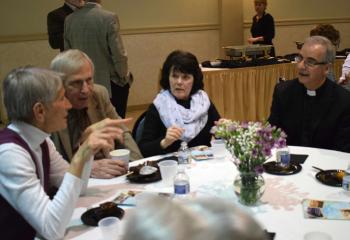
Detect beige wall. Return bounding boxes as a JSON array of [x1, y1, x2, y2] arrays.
[[1, 0, 350, 123]]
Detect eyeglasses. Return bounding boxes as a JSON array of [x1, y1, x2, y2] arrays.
[[295, 54, 328, 68], [67, 78, 93, 89]]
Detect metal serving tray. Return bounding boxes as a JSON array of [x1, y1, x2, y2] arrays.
[[223, 44, 272, 58]]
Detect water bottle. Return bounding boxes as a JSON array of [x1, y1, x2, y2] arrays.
[[174, 166, 190, 198], [178, 141, 190, 164], [342, 162, 350, 191]]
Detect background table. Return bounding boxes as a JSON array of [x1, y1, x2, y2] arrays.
[[66, 146, 350, 240], [202, 59, 344, 122]]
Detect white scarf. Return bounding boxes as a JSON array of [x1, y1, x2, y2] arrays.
[[153, 90, 210, 142]]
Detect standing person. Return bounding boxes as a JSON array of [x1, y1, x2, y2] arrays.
[[268, 36, 350, 152], [139, 50, 220, 157], [0, 67, 128, 239], [248, 0, 275, 57], [339, 54, 350, 91], [64, 0, 132, 118], [47, 0, 85, 51], [50, 49, 142, 179]]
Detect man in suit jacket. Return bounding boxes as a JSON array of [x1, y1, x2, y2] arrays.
[[47, 0, 84, 51], [268, 36, 350, 153], [50, 49, 142, 179], [64, 0, 131, 118]]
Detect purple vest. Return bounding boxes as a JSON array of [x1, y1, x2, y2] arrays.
[[0, 128, 50, 240]]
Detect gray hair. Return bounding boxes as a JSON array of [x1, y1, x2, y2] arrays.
[[50, 49, 94, 84], [3, 66, 63, 122], [122, 196, 267, 240], [303, 36, 335, 64]]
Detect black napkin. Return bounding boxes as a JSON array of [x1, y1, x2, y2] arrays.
[[264, 230, 276, 240], [290, 154, 308, 164], [157, 155, 178, 163]]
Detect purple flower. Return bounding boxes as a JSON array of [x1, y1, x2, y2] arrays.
[[255, 165, 264, 175]]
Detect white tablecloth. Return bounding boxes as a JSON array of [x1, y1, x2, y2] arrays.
[[65, 146, 350, 240]]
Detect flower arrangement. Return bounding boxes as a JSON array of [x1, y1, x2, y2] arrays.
[[211, 120, 287, 173], [211, 120, 287, 205]]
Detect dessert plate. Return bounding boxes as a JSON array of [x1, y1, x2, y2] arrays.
[[81, 202, 124, 226], [127, 161, 161, 183], [263, 161, 302, 175], [315, 170, 345, 187]]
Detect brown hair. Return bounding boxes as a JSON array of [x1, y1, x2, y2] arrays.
[[310, 24, 340, 47]]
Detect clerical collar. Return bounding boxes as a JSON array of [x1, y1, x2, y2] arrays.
[[306, 89, 316, 96]]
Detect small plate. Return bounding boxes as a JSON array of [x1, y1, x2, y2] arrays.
[[81, 204, 124, 226], [127, 161, 162, 183], [315, 170, 345, 187], [263, 161, 302, 175]]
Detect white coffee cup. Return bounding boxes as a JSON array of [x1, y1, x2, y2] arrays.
[[109, 149, 130, 169], [98, 217, 120, 239], [158, 160, 178, 187]]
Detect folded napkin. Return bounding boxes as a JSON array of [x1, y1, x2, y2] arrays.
[[290, 154, 308, 164]]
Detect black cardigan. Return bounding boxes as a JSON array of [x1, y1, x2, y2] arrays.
[[139, 101, 220, 157]]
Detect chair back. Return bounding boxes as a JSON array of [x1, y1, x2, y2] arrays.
[[132, 111, 147, 144]]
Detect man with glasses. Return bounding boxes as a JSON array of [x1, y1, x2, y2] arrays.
[[50, 50, 142, 179], [268, 36, 350, 153]]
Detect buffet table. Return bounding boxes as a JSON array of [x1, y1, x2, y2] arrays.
[[202, 59, 344, 122], [65, 146, 350, 240]]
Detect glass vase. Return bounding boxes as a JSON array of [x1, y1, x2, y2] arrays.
[[233, 172, 265, 206]]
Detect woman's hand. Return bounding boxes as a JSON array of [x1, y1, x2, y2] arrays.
[[160, 126, 184, 149], [247, 36, 263, 44]]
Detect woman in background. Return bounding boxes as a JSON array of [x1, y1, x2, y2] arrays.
[[139, 50, 220, 157], [248, 0, 275, 57]]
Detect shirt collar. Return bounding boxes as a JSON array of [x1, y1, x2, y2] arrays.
[[8, 121, 50, 150]]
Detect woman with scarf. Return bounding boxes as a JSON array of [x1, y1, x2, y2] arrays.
[[139, 50, 220, 157]]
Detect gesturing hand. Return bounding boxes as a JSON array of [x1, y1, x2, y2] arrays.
[[160, 126, 184, 149]]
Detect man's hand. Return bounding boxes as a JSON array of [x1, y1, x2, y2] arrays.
[[69, 118, 131, 177], [91, 159, 127, 179], [81, 118, 131, 146], [160, 126, 184, 149]]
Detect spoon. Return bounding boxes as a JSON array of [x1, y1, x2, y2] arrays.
[[312, 166, 325, 172]]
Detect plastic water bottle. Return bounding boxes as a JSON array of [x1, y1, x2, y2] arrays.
[[174, 166, 190, 198], [178, 141, 190, 164]]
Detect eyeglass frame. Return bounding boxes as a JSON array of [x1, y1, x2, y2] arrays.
[[294, 54, 329, 68]]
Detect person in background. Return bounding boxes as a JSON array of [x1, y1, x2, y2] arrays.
[[338, 54, 350, 91], [51, 49, 142, 179], [309, 24, 340, 82], [268, 36, 350, 153], [0, 67, 127, 239], [248, 0, 275, 57], [139, 50, 220, 157], [122, 196, 268, 240], [47, 0, 85, 51], [64, 0, 132, 118]]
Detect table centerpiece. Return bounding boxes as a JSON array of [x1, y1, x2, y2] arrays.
[[212, 120, 287, 205]]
